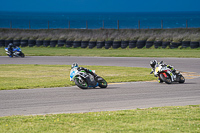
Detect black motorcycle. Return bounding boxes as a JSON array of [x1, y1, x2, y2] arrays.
[[70, 68, 107, 89]]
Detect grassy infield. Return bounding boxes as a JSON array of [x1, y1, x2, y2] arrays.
[[0, 64, 153, 90], [0, 47, 200, 132]]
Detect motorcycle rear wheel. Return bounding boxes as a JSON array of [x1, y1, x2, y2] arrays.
[[160, 73, 172, 84], [20, 52, 25, 58], [74, 76, 88, 89], [97, 76, 107, 88], [179, 75, 185, 83]]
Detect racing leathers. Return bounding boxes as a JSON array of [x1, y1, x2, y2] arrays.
[[7, 43, 14, 57], [77, 67, 97, 78]]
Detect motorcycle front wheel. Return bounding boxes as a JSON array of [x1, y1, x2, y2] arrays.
[[160, 73, 172, 84], [74, 76, 88, 89]]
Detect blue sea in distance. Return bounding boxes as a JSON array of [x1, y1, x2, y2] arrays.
[[0, 11, 200, 29]]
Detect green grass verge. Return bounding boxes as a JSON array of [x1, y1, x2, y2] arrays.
[[0, 64, 155, 90], [0, 47, 200, 57], [0, 105, 199, 132]]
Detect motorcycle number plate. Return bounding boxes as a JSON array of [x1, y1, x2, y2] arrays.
[[155, 67, 159, 73], [70, 71, 76, 78]]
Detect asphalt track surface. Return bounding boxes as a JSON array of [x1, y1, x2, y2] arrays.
[[0, 56, 200, 116]]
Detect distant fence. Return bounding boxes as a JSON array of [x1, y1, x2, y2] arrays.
[[7, 20, 191, 30]]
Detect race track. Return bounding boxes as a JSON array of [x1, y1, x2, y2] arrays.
[[0, 56, 200, 116]]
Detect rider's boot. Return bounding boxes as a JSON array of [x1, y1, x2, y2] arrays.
[[158, 78, 163, 83]]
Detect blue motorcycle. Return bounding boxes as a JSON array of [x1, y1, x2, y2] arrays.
[[5, 47, 25, 58]]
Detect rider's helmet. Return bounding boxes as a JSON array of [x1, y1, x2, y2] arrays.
[[150, 60, 157, 68], [8, 43, 13, 47], [71, 63, 79, 69]]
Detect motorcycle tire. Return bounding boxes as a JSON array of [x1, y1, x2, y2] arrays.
[[160, 73, 172, 84], [20, 52, 25, 58], [74, 76, 88, 89], [97, 76, 107, 88], [179, 75, 185, 83], [96, 41, 105, 49]]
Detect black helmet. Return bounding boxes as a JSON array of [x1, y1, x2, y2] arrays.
[[150, 60, 157, 68], [71, 63, 78, 69]]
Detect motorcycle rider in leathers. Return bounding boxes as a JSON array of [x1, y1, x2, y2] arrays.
[[150, 60, 176, 83], [71, 63, 97, 78], [7, 43, 16, 57]]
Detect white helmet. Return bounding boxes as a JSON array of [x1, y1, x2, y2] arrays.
[[71, 63, 78, 69]]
